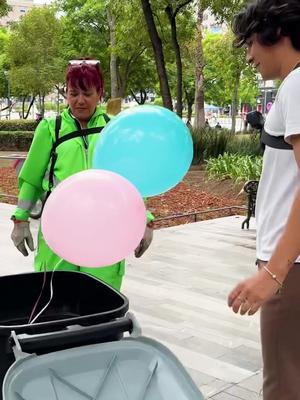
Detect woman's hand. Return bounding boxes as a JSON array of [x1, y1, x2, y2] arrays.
[[228, 268, 281, 315]]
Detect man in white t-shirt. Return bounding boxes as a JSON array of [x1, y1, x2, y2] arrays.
[[227, 1, 300, 398]]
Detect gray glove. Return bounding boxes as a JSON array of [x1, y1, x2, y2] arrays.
[[135, 225, 153, 258], [11, 221, 34, 256]]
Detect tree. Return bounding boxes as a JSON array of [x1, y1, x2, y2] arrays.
[[57, 0, 110, 92], [192, 0, 249, 130], [140, 0, 173, 110], [0, 0, 9, 18], [0, 28, 10, 100], [193, 0, 205, 129], [164, 0, 193, 117], [203, 31, 258, 132], [7, 7, 64, 117], [57, 0, 155, 100]]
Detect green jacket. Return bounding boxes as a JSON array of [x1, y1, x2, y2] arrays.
[[15, 106, 109, 219]]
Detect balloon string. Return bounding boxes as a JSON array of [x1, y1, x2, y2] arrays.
[[28, 259, 63, 325], [28, 263, 47, 324]]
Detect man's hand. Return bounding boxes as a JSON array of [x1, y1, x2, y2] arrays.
[[11, 220, 34, 256], [135, 225, 153, 258], [228, 268, 282, 315]]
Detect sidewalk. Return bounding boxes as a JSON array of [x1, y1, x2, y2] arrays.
[[0, 202, 262, 399]]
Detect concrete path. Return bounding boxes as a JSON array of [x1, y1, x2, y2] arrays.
[[0, 202, 262, 399]]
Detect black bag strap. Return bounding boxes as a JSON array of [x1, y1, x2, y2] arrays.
[[46, 113, 110, 197], [55, 115, 62, 141], [46, 115, 62, 198], [261, 129, 293, 150], [260, 62, 300, 151], [103, 113, 110, 123], [51, 126, 104, 152]]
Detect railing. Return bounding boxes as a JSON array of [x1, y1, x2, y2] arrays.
[[155, 206, 247, 224], [0, 154, 247, 223]]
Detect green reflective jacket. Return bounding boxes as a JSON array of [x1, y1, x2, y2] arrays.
[[15, 106, 125, 289], [19, 106, 108, 193]]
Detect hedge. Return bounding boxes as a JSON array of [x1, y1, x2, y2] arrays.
[[0, 131, 34, 151], [0, 119, 38, 132]]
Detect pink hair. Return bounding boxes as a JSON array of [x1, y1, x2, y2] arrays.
[[66, 64, 104, 99]]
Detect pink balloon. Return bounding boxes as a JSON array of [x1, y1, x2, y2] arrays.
[[41, 170, 146, 267]]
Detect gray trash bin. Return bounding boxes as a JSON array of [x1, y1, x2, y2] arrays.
[[3, 331, 204, 400]]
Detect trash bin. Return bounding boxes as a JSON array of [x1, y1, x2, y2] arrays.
[[0, 271, 128, 398], [3, 335, 205, 400]]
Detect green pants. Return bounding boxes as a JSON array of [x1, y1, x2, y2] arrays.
[[34, 229, 125, 291]]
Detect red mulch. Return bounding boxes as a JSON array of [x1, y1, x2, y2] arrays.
[[0, 167, 18, 201], [0, 165, 247, 229]]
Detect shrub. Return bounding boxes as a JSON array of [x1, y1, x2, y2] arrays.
[[226, 132, 262, 156], [191, 127, 230, 164], [0, 131, 33, 151], [206, 153, 262, 182], [0, 120, 37, 132], [153, 97, 163, 106]]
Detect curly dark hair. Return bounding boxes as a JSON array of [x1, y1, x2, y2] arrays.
[[232, 0, 300, 50]]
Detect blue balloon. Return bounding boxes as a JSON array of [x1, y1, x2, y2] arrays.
[[93, 105, 193, 197]]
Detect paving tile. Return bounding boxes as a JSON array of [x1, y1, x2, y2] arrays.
[[238, 372, 263, 394], [225, 384, 261, 400]]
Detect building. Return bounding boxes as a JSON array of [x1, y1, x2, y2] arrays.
[[0, 0, 35, 26]]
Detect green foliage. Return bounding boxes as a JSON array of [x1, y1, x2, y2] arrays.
[[0, 131, 33, 151], [0, 119, 37, 131], [7, 7, 64, 97], [226, 133, 262, 156], [44, 102, 67, 112], [0, 28, 10, 98], [205, 0, 247, 23], [153, 97, 163, 106], [192, 127, 230, 163], [203, 31, 258, 107], [0, 0, 10, 18], [57, 0, 157, 98], [206, 153, 262, 182]]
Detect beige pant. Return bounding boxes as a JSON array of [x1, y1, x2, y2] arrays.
[[258, 261, 300, 400]]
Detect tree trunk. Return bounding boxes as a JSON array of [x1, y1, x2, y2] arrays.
[[231, 71, 241, 133], [185, 89, 194, 124], [107, 8, 119, 98], [165, 6, 183, 117], [23, 96, 35, 119], [26, 96, 35, 119], [141, 0, 173, 110], [193, 0, 205, 130], [38, 94, 45, 118], [130, 89, 147, 105], [55, 85, 66, 99], [22, 97, 25, 119]]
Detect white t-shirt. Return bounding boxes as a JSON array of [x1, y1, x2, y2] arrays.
[[256, 68, 300, 261]]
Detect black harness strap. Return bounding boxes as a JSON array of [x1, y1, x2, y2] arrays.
[[51, 126, 104, 152], [103, 113, 110, 124], [261, 61, 300, 151], [261, 129, 293, 150], [46, 115, 62, 199], [46, 113, 110, 198]]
